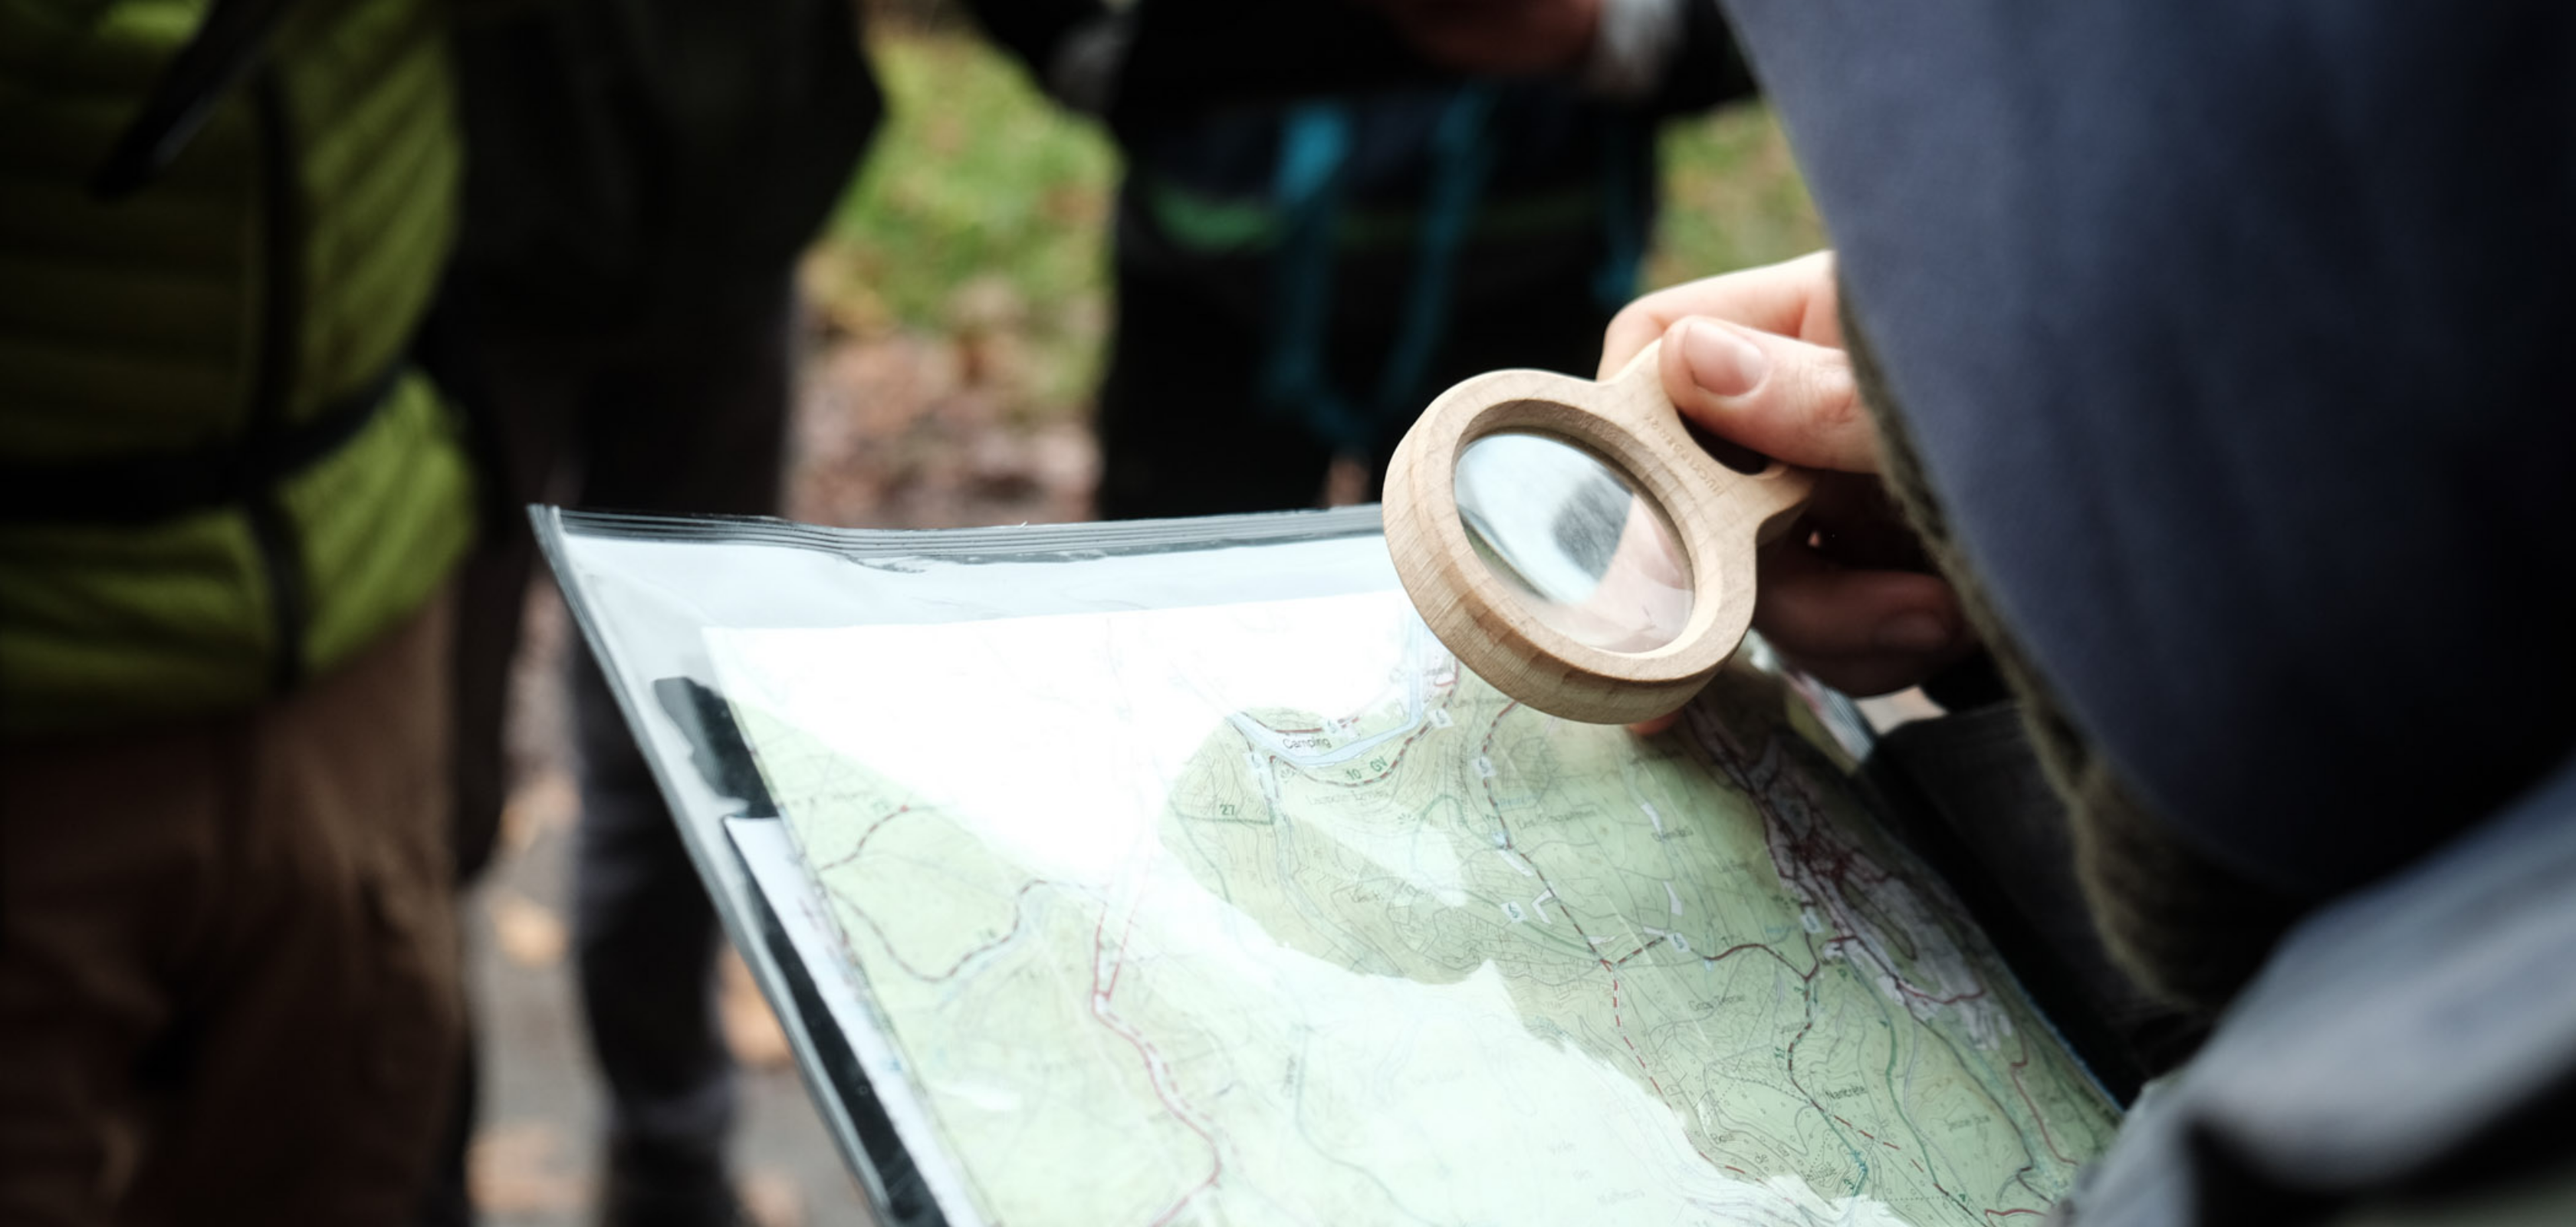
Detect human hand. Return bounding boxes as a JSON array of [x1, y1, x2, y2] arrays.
[[1599, 252, 1976, 729], [1371, 0, 1602, 76]]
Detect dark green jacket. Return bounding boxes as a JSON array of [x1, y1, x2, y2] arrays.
[[0, 0, 474, 734]]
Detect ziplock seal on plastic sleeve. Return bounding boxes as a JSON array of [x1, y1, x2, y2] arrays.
[[534, 504, 2124, 1227]]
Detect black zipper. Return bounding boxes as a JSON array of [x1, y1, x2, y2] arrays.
[[249, 71, 307, 693]]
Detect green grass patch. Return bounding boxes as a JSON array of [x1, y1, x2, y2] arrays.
[[813, 29, 1116, 414], [1652, 103, 1829, 285]]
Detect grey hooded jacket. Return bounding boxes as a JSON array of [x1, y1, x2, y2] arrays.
[[1717, 2, 2576, 1221]]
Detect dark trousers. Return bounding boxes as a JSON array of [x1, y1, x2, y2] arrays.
[[426, 284, 794, 1223], [2, 595, 462, 1226]]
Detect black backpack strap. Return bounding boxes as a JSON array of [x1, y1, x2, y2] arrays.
[[0, 359, 402, 527], [90, 0, 296, 199]]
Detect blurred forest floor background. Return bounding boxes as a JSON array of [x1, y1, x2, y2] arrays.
[[468, 18, 1822, 1227]]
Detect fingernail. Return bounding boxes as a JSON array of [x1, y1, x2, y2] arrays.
[[1875, 613, 1952, 653], [1682, 318, 1770, 398]]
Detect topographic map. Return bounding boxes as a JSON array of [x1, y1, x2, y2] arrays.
[[711, 590, 2119, 1226]]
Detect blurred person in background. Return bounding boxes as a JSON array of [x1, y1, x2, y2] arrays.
[[990, 0, 1756, 518], [429, 2, 1665, 1219], [419, 2, 877, 1224], [0, 2, 475, 1222]]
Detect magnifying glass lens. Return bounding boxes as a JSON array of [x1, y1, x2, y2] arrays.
[[1454, 432, 1694, 653]]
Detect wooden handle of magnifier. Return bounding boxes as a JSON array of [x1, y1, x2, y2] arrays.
[[1385, 340, 1815, 724], [1591, 339, 1814, 549]]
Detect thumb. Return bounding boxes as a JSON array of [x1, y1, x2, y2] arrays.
[[1661, 316, 1881, 475]]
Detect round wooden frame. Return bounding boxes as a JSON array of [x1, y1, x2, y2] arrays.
[[1383, 341, 1813, 725]]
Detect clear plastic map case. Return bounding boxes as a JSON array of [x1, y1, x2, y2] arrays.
[[536, 505, 2126, 1227]]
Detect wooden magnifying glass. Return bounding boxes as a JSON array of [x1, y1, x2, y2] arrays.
[[1382, 341, 1815, 725]]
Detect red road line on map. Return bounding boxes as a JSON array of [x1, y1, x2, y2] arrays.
[[812, 804, 912, 871], [1612, 935, 1667, 965], [1099, 883, 1149, 998], [1832, 1114, 1878, 1141], [1088, 991, 1222, 1227], [1087, 858, 1223, 1225], [2008, 1031, 2078, 1167], [1605, 972, 1669, 1097], [1473, 701, 1528, 824]]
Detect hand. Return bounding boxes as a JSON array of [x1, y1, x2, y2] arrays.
[[1599, 252, 1976, 729], [1372, 0, 1602, 76]]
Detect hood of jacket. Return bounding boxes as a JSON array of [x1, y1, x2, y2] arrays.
[[1718, 1, 2576, 902]]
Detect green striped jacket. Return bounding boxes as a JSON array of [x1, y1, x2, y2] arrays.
[[0, 0, 475, 734]]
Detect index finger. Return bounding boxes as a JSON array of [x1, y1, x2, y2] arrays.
[[1599, 250, 1843, 379]]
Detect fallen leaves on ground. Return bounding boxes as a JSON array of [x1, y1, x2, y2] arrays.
[[739, 1165, 807, 1227], [721, 949, 795, 1071], [488, 890, 570, 969], [790, 329, 1097, 531], [498, 768, 577, 860], [469, 1120, 588, 1217]]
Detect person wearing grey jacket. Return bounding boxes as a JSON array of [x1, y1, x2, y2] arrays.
[[1606, 4, 2576, 1222]]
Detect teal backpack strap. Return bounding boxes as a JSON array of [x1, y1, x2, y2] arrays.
[[1370, 85, 1498, 414], [1590, 112, 1649, 313], [1258, 86, 1500, 455], [1257, 100, 1366, 448]]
